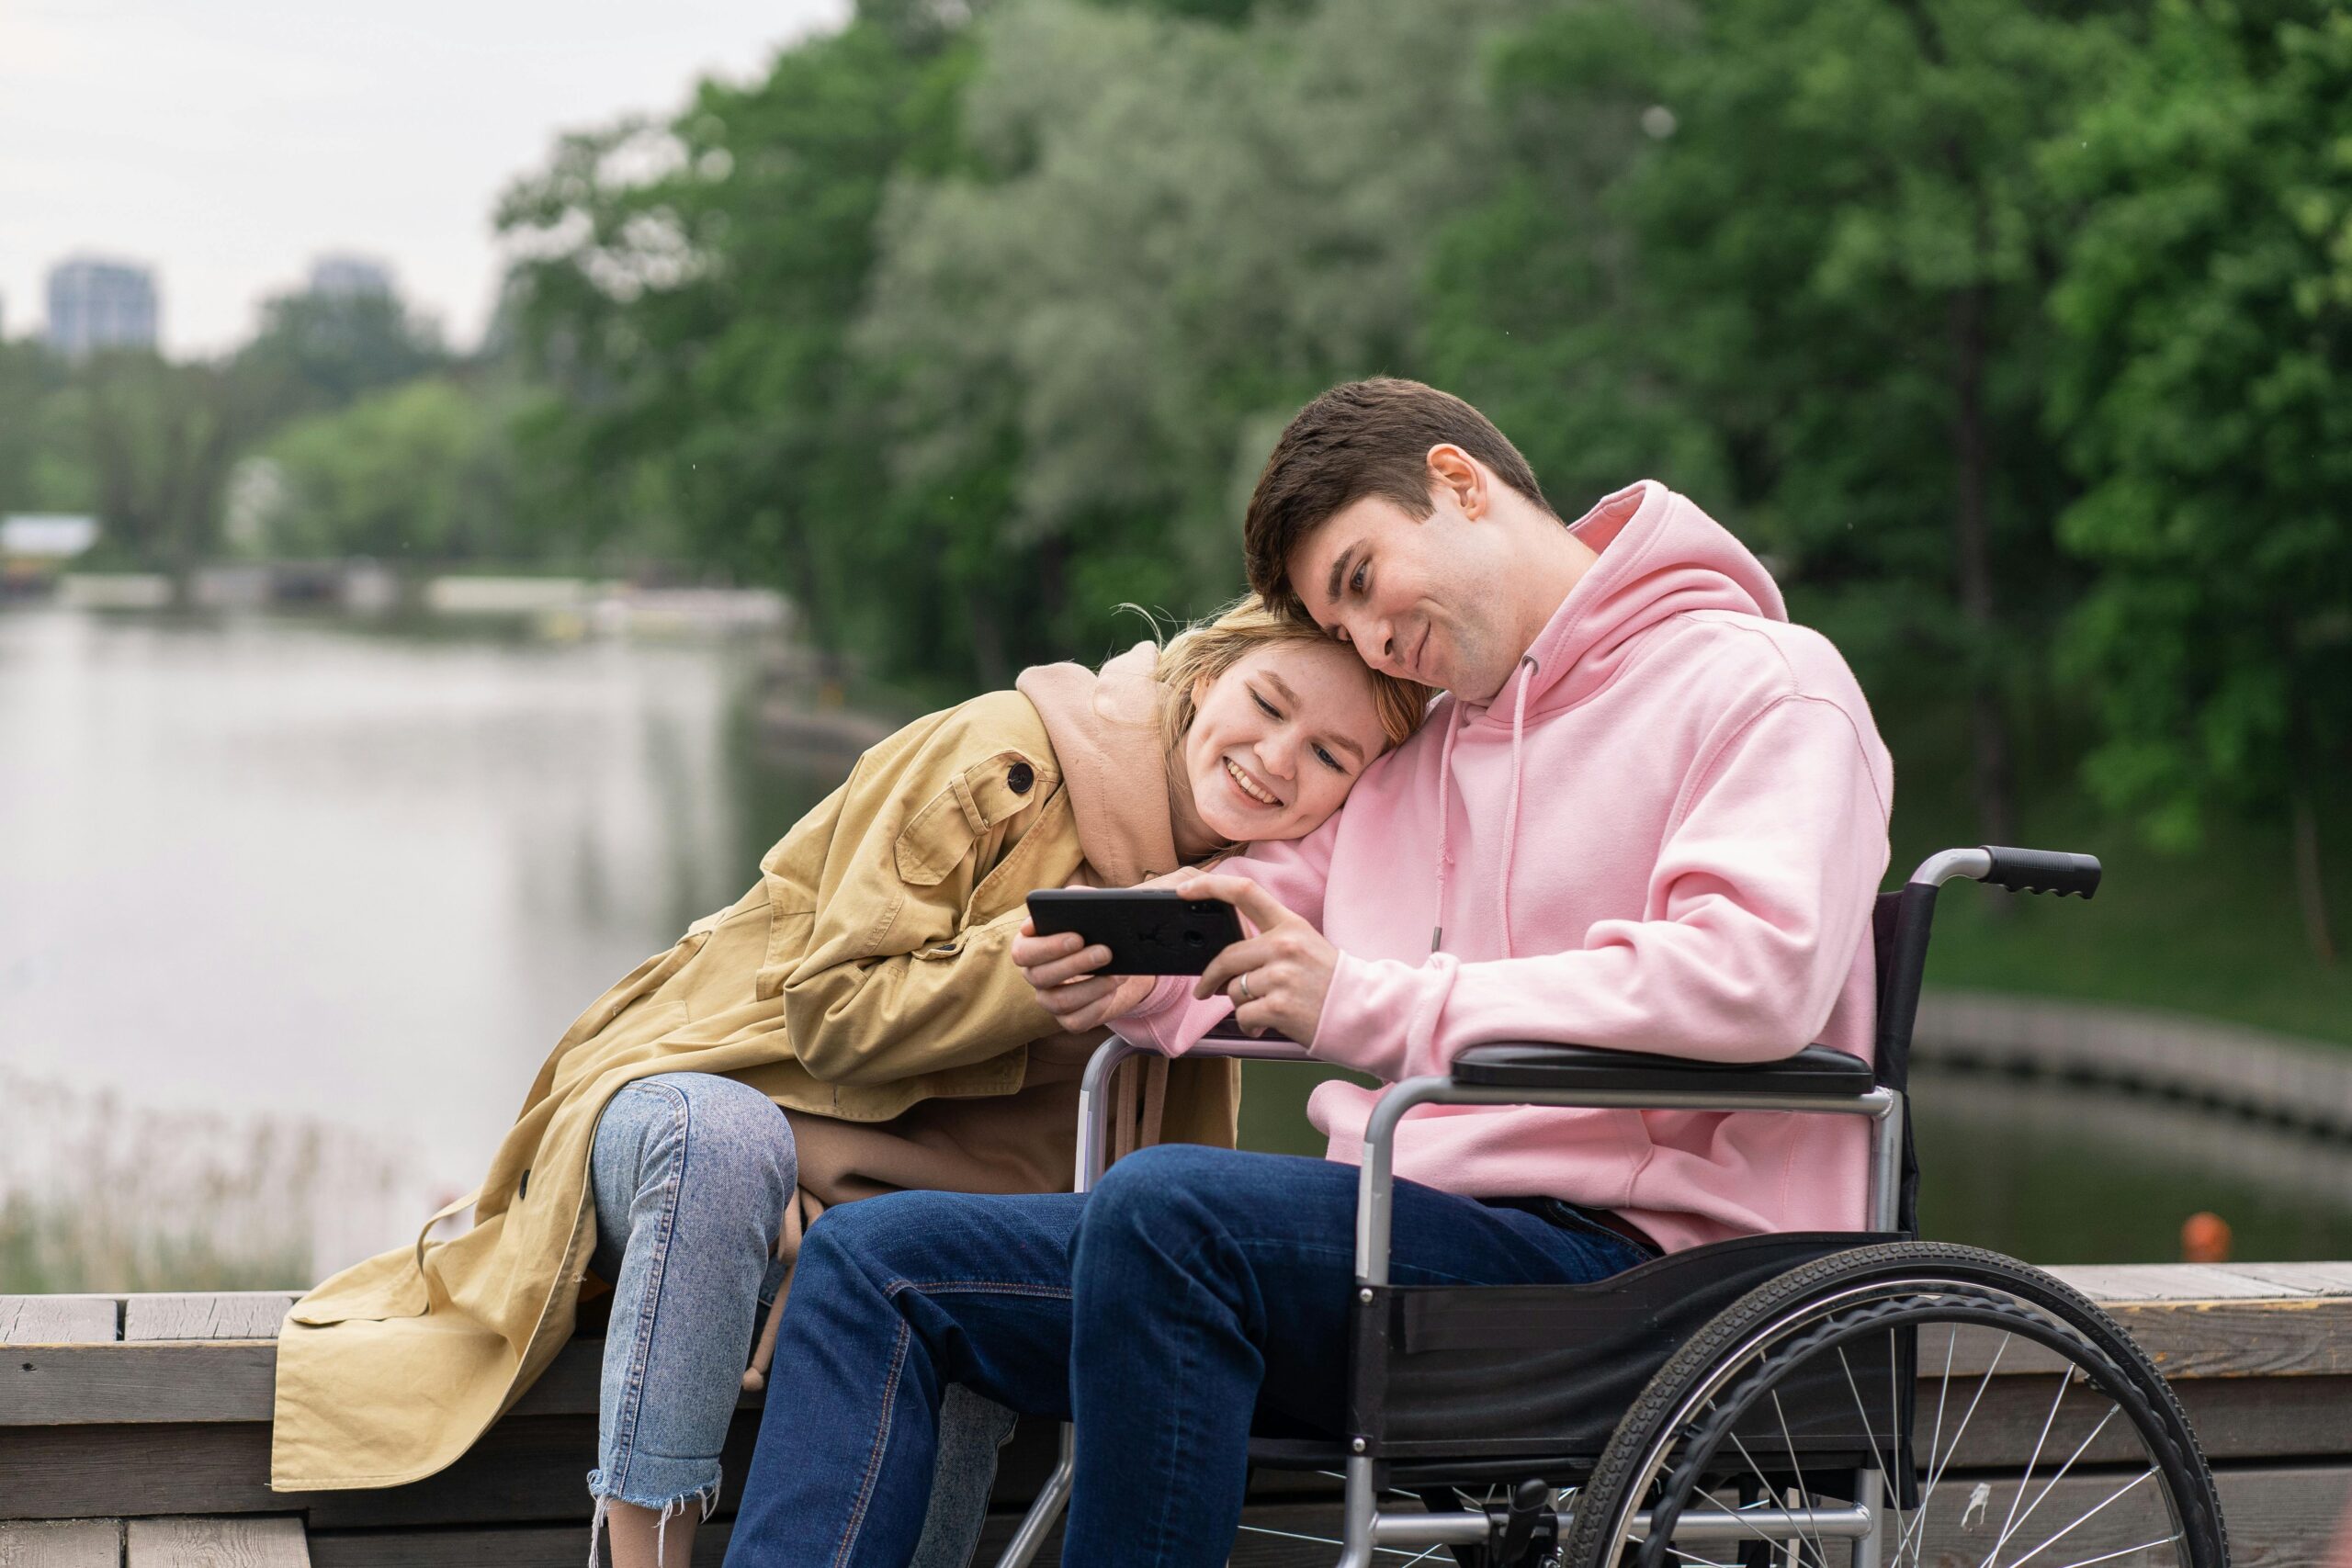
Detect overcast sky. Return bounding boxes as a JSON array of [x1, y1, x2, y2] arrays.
[[0, 0, 850, 358]]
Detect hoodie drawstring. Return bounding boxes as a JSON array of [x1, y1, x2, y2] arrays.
[[1498, 655, 1535, 959], [1430, 702, 1464, 953], [1430, 657, 1535, 955]]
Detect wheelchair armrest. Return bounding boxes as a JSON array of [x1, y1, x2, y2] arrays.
[[1450, 1042, 1875, 1097]]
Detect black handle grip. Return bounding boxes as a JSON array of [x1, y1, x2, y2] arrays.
[[1980, 846, 2101, 898]]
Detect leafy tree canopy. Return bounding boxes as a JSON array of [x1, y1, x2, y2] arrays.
[[2046, 0, 2352, 953]]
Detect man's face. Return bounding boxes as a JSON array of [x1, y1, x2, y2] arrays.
[[1286, 490, 1524, 702]]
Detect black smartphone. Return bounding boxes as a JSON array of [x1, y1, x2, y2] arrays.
[[1025, 887, 1246, 976]]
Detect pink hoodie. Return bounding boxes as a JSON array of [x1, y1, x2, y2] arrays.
[[1114, 480, 1894, 1252]]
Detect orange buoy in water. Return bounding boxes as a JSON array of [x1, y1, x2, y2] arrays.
[[2181, 1211, 2232, 1263]]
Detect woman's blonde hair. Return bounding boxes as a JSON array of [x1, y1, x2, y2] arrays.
[[1145, 595, 1432, 756]]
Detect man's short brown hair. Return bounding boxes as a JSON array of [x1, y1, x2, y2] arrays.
[[1242, 378, 1554, 623]]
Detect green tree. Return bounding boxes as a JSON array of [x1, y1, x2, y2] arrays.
[[860, 0, 1538, 682], [0, 340, 94, 518], [259, 378, 519, 560], [497, 3, 977, 682], [75, 352, 240, 578], [2047, 0, 2352, 961], [1431, 0, 2136, 846], [231, 288, 447, 426]]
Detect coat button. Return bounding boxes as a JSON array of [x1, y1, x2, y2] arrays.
[[1007, 761, 1035, 795]]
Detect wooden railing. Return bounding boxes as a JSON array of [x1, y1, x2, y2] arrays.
[[6, 1263, 2352, 1565]]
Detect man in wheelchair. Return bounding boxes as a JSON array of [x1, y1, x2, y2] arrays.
[[722, 381, 2213, 1568]]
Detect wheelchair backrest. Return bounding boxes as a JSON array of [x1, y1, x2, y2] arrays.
[[1869, 885, 1936, 1236]]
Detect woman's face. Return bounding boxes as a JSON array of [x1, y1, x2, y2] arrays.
[[1180, 638, 1395, 845]]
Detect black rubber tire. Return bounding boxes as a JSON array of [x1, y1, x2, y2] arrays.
[[1560, 1242, 2227, 1568]]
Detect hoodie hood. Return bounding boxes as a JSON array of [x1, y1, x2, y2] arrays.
[[1015, 641, 1181, 886], [1487, 479, 1787, 726], [1431, 480, 1791, 956]]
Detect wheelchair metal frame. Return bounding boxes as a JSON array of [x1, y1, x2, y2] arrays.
[[996, 848, 2009, 1568]]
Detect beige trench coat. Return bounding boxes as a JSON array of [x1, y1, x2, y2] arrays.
[[271, 689, 1238, 1490]]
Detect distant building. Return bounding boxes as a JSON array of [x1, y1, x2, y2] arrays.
[[0, 514, 100, 596], [45, 257, 159, 358], [1, 515, 101, 559], [308, 254, 394, 299]]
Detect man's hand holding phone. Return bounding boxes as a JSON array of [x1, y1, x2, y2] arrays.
[[1012, 868, 1338, 1043], [1184, 873, 1337, 1043]]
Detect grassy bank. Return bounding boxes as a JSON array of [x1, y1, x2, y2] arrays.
[[1886, 705, 2352, 1049]]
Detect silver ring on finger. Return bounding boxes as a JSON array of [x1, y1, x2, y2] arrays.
[[1236, 973, 1253, 1002]]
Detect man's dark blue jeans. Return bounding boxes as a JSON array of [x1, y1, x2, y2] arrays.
[[722, 1144, 1651, 1568]]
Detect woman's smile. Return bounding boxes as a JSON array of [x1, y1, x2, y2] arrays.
[[1223, 756, 1282, 807]]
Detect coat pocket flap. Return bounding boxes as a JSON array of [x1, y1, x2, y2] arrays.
[[892, 750, 1054, 886]]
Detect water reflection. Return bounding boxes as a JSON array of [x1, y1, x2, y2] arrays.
[[0, 606, 839, 1278], [1914, 1065, 2352, 1262]]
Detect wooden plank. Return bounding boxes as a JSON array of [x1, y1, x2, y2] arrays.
[[0, 1520, 120, 1568], [501, 1340, 604, 1420], [304, 1524, 605, 1568], [313, 1508, 1341, 1568], [1915, 1462, 2352, 1568], [1927, 1373, 2352, 1468], [124, 1518, 307, 1568], [1928, 1294, 2352, 1380], [122, 1298, 297, 1344], [0, 1413, 741, 1527], [2220, 1261, 2352, 1297], [306, 1472, 2352, 1568], [7, 1337, 607, 1428], [5, 1345, 277, 1427], [2054, 1264, 2303, 1302], [0, 1298, 119, 1346], [2108, 1296, 2352, 1379]]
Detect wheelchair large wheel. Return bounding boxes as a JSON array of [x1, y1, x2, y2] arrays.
[[1562, 1243, 2225, 1568]]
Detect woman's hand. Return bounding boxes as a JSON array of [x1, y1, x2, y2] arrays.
[[1012, 922, 1158, 1032], [1188, 873, 1337, 1043]]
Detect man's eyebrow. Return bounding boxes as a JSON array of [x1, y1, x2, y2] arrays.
[[1323, 545, 1357, 609]]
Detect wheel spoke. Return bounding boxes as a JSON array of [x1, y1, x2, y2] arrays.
[[1914, 1329, 2009, 1549], [1232, 1520, 1452, 1562], [2051, 1533, 2183, 1568], [1693, 1483, 1814, 1550], [1665, 1548, 1745, 1568], [2000, 1468, 2158, 1568], [1980, 1405, 2120, 1568], [1837, 1342, 1907, 1559], [1896, 1324, 1962, 1566], [1768, 1388, 1837, 1568], [1717, 1429, 1835, 1567], [1981, 1372, 2071, 1568]]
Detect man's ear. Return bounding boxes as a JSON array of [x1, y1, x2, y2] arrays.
[[1425, 444, 1486, 520]]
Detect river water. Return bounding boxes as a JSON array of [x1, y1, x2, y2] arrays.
[[4, 604, 2349, 1284]]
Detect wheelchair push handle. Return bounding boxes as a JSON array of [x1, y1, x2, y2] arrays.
[[1979, 844, 2101, 899]]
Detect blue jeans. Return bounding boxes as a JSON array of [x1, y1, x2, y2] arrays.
[[587, 1072, 1017, 1563], [722, 1144, 1653, 1568]]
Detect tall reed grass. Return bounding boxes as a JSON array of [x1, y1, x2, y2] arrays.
[[0, 1068, 414, 1293]]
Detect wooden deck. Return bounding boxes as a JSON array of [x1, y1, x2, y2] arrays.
[[6, 1264, 2352, 1565]]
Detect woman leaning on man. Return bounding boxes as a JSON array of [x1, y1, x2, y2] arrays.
[[268, 596, 1430, 1565]]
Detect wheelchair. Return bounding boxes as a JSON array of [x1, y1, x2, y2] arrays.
[[995, 846, 2229, 1567]]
